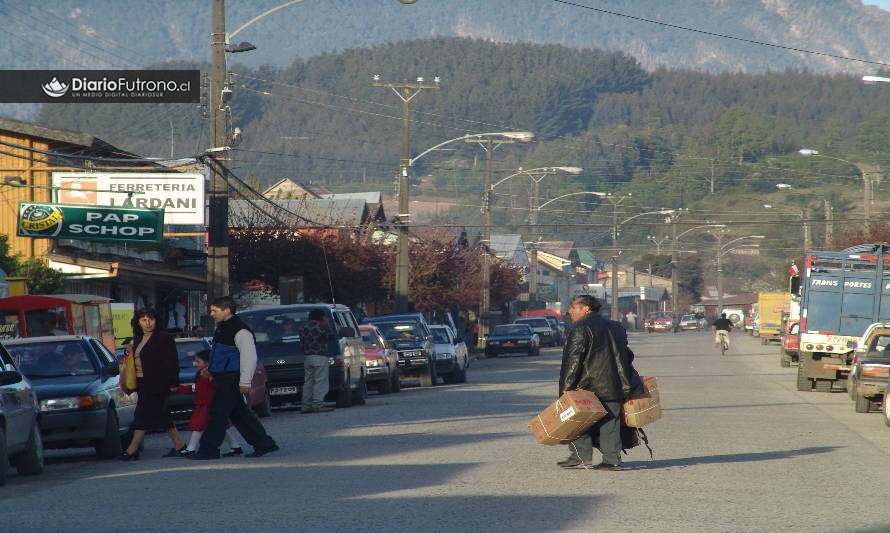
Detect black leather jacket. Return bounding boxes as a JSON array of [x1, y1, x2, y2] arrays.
[[559, 312, 635, 402]]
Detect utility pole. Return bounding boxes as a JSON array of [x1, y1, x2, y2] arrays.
[[671, 218, 679, 319], [373, 77, 439, 312], [604, 194, 628, 320], [207, 0, 230, 300]]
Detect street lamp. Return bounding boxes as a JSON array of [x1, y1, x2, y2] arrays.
[[716, 234, 764, 314], [402, 132, 532, 330], [489, 167, 583, 308], [798, 148, 870, 220], [647, 235, 670, 255]]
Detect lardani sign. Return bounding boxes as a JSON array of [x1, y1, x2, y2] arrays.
[[52, 172, 205, 225]]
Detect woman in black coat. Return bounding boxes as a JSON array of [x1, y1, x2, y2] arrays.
[[120, 307, 185, 460]]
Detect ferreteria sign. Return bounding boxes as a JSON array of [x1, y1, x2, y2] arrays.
[[17, 203, 164, 244], [52, 172, 204, 225]]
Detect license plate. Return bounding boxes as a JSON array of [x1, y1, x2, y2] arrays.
[[503, 342, 515, 347], [270, 386, 298, 396]]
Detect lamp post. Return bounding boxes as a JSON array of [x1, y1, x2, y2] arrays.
[[671, 223, 725, 318], [716, 234, 764, 314], [647, 235, 670, 255], [489, 167, 583, 307], [798, 149, 870, 220]]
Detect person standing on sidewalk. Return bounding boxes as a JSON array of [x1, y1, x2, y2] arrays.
[[300, 309, 334, 413], [191, 296, 278, 460]]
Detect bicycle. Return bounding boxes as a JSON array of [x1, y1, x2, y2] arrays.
[[715, 330, 730, 356]]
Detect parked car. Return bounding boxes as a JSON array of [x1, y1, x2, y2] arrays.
[[848, 324, 890, 413], [3, 335, 137, 459], [780, 321, 800, 367], [485, 324, 540, 357], [644, 312, 675, 333], [358, 324, 400, 394], [542, 315, 565, 345], [364, 313, 437, 387], [678, 314, 705, 331], [167, 337, 271, 420], [513, 317, 558, 347], [0, 342, 44, 486], [238, 304, 367, 408], [429, 324, 469, 384]]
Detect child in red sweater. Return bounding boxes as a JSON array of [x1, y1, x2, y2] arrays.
[[179, 350, 245, 457]]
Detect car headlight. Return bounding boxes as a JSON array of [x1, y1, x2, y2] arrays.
[[365, 359, 382, 367], [40, 394, 108, 412]]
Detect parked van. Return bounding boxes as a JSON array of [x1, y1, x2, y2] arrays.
[[238, 304, 367, 408]]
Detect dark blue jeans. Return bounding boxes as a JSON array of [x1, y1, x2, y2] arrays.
[[569, 400, 622, 466], [198, 373, 275, 454]]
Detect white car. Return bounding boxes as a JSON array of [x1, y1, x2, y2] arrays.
[[429, 325, 469, 384]]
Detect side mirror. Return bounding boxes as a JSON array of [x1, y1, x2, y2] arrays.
[[454, 337, 464, 344], [0, 370, 24, 386], [104, 363, 120, 378], [338, 326, 356, 338]]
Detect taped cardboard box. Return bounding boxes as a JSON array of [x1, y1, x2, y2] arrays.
[[623, 376, 661, 427], [528, 389, 606, 445]]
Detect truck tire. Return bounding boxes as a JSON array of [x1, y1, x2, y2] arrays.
[[780, 352, 791, 368], [352, 375, 367, 406], [814, 380, 832, 393], [855, 394, 871, 413], [336, 371, 354, 408], [796, 363, 811, 391], [378, 371, 393, 395]]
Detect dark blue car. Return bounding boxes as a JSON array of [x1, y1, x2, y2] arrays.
[[485, 324, 540, 357]]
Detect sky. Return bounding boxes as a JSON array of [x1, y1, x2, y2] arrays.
[[863, 0, 890, 10]]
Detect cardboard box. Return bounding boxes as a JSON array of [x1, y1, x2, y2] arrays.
[[528, 389, 606, 445], [623, 376, 661, 427]]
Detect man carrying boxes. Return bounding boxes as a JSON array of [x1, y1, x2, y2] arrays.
[[553, 295, 639, 471]]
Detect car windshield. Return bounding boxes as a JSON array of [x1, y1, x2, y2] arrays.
[[430, 328, 450, 344], [7, 340, 98, 378], [240, 310, 312, 344], [376, 322, 422, 341], [492, 325, 531, 336], [516, 318, 549, 328], [176, 340, 207, 369]]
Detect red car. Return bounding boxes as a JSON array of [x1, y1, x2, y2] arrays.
[[644, 312, 675, 333], [358, 324, 400, 394], [780, 321, 799, 367]]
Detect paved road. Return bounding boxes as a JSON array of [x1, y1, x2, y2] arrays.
[[5, 330, 890, 532]]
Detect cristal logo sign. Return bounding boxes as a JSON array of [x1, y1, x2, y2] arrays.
[[42, 77, 69, 98]]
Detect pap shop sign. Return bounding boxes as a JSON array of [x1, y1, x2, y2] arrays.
[[17, 203, 164, 244]]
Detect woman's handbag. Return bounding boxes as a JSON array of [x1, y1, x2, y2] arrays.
[[119, 350, 137, 393]]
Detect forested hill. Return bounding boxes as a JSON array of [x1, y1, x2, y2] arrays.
[[3, 0, 889, 75]]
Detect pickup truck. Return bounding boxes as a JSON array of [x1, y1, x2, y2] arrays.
[[848, 323, 890, 413]]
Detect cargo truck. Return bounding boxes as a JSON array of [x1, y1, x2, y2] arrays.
[[756, 291, 791, 345], [796, 244, 890, 392]]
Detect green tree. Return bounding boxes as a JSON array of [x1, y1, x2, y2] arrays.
[[15, 259, 66, 295]]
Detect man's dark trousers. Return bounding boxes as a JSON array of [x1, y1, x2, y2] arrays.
[[569, 400, 623, 465], [198, 372, 275, 455]]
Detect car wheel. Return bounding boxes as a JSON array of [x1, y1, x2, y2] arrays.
[[95, 409, 122, 459], [352, 374, 367, 406], [336, 371, 354, 408], [12, 421, 44, 477], [419, 364, 435, 387], [457, 360, 468, 383], [0, 426, 8, 487], [378, 371, 394, 395], [855, 393, 871, 413], [882, 394, 890, 427], [255, 389, 272, 418], [391, 369, 401, 393]]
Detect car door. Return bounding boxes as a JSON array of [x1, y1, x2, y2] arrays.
[[0, 344, 33, 451], [89, 338, 136, 427]]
